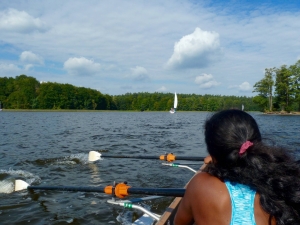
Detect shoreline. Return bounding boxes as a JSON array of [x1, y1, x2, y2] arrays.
[[263, 111, 300, 116]]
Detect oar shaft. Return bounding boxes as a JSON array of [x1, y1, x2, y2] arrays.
[[26, 185, 185, 197], [27, 185, 105, 193], [128, 188, 185, 197], [174, 156, 205, 161], [89, 151, 205, 162], [103, 154, 204, 161], [102, 154, 159, 160]]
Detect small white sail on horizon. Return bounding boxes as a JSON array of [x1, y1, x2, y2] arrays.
[[170, 92, 177, 114], [242, 104, 244, 111]]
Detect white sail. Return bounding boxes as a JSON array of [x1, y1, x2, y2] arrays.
[[170, 92, 177, 114]]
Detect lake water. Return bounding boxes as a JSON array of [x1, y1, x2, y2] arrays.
[[0, 111, 299, 225]]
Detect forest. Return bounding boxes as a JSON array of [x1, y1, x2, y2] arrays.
[[253, 59, 300, 112], [0, 74, 260, 111]]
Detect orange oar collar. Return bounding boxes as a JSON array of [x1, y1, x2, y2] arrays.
[[159, 153, 176, 162], [104, 183, 131, 198]]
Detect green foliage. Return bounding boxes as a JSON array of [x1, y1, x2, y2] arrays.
[[252, 96, 268, 111], [0, 74, 261, 111], [253, 60, 300, 112], [0, 75, 116, 110], [275, 65, 294, 111], [3, 75, 40, 109], [253, 68, 275, 111], [113, 93, 260, 111]]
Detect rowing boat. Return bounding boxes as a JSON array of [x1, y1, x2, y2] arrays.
[[13, 153, 205, 225], [116, 163, 205, 225], [138, 163, 205, 225]]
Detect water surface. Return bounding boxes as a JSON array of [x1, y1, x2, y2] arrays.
[[0, 111, 299, 224]]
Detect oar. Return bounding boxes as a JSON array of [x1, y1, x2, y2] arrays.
[[88, 151, 205, 162], [162, 163, 197, 173], [15, 180, 185, 198], [107, 197, 162, 221]]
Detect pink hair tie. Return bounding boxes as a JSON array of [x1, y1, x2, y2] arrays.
[[239, 141, 253, 155]]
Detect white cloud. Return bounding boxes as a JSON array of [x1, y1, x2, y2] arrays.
[[0, 2, 299, 95], [156, 86, 167, 92], [20, 51, 44, 65], [239, 82, 252, 91], [0, 63, 20, 74], [195, 73, 220, 89], [0, 8, 48, 33], [228, 81, 252, 92], [166, 27, 222, 70], [130, 66, 149, 81], [24, 64, 34, 70], [63, 57, 101, 76]]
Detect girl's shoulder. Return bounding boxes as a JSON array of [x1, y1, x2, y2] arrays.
[[183, 172, 232, 224], [188, 172, 224, 191], [186, 172, 229, 205]]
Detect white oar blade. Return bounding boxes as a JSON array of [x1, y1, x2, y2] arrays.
[[88, 151, 102, 162], [15, 179, 29, 191]]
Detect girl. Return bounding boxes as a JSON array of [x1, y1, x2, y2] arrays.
[[174, 109, 300, 225]]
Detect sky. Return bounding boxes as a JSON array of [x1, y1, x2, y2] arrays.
[[0, 0, 300, 96]]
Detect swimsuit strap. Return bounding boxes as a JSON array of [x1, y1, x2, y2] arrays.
[[225, 180, 256, 225]]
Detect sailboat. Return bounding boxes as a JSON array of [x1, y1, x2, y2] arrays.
[[0, 101, 2, 111], [170, 92, 177, 114]]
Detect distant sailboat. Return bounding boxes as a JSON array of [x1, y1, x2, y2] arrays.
[[0, 101, 2, 111], [242, 104, 244, 111], [170, 92, 177, 114]]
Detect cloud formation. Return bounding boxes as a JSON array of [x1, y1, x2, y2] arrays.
[[0, 63, 20, 74], [156, 86, 167, 92], [20, 51, 44, 65], [63, 57, 101, 76], [0, 8, 48, 33], [228, 82, 252, 92], [166, 27, 222, 70], [130, 66, 149, 81], [238, 82, 252, 92], [195, 74, 220, 89], [0, 1, 299, 96]]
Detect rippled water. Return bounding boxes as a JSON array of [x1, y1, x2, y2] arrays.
[[0, 111, 299, 225]]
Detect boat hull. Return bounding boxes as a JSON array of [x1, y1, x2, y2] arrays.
[[131, 163, 206, 225]]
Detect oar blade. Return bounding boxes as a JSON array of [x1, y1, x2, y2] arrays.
[[89, 151, 102, 162], [15, 179, 29, 191]]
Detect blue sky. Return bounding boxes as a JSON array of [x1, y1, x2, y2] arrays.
[[0, 0, 299, 96]]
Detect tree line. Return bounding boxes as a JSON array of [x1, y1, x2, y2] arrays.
[[0, 75, 115, 110], [0, 74, 261, 111], [253, 59, 300, 112]]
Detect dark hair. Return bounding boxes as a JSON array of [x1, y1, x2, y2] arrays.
[[203, 109, 300, 225]]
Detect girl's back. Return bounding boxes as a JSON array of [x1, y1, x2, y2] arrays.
[[174, 172, 275, 225]]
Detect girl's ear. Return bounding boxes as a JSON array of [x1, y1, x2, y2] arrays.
[[204, 155, 212, 164]]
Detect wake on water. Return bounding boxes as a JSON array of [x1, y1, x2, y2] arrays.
[[0, 169, 41, 194], [0, 153, 91, 194], [31, 153, 91, 166]]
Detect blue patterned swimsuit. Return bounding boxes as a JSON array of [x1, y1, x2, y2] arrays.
[[224, 181, 257, 225]]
